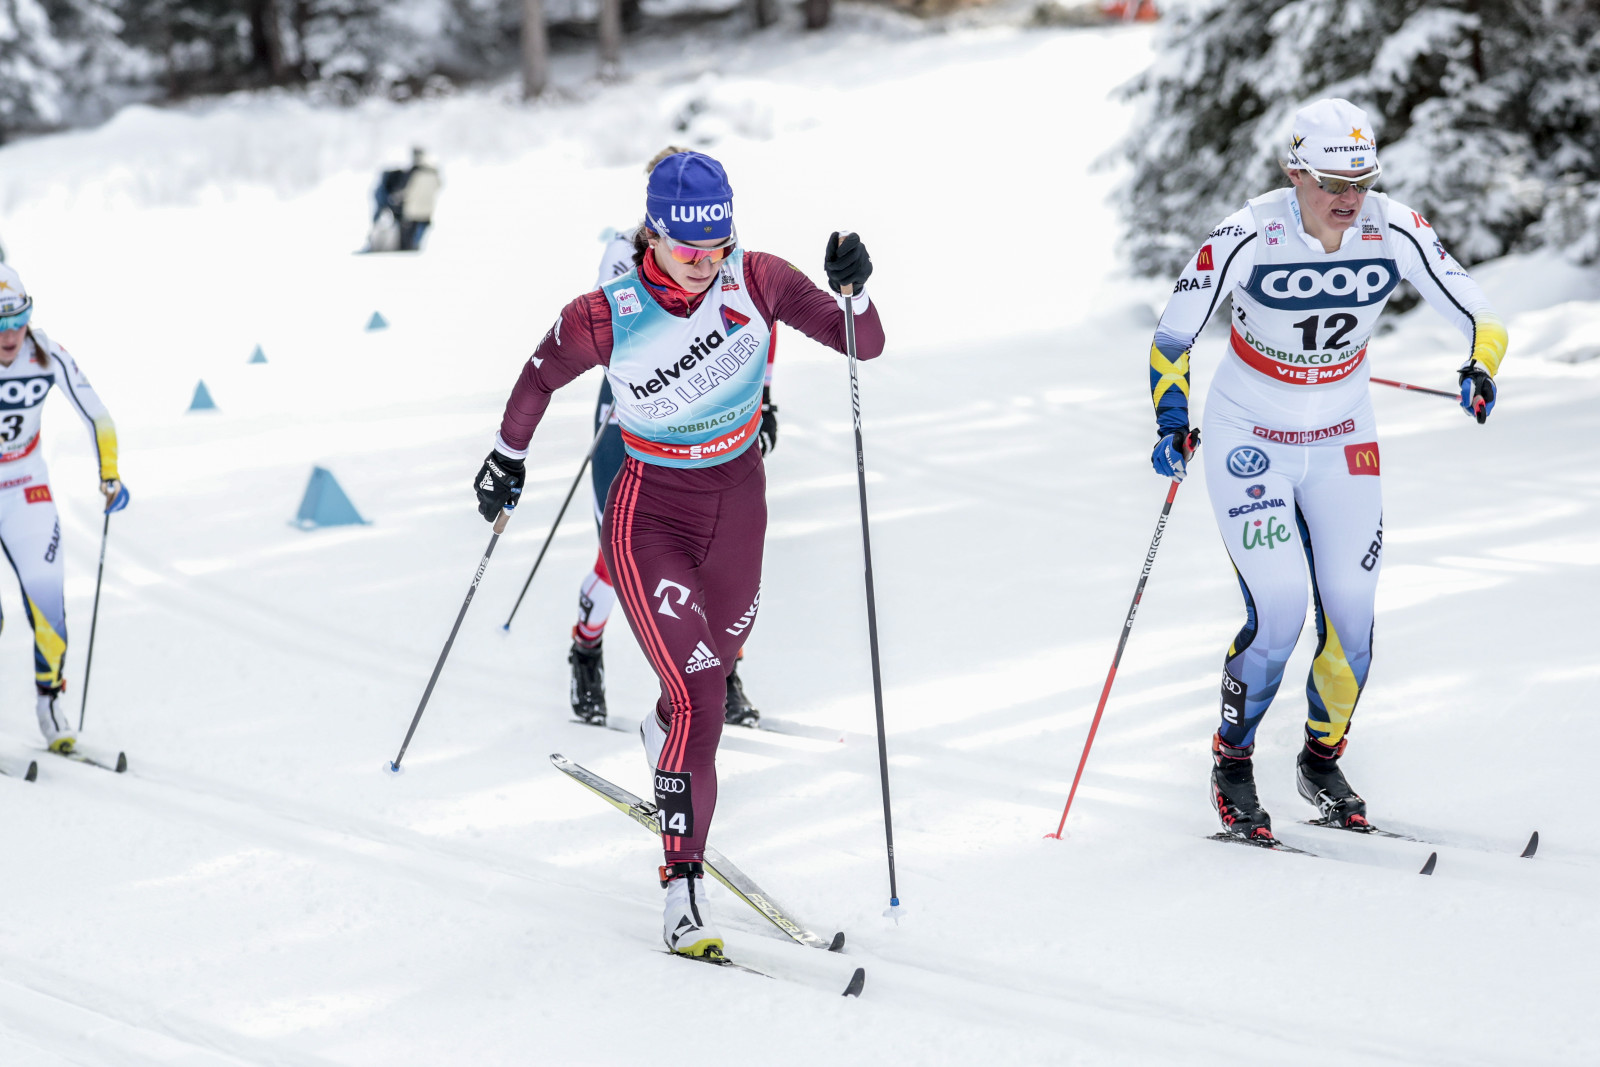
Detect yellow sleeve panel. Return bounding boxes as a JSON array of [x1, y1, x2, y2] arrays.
[[1471, 311, 1508, 377], [94, 415, 119, 482], [1150, 343, 1191, 409]]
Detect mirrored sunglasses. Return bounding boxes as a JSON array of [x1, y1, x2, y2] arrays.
[[1296, 157, 1382, 195], [0, 303, 32, 332], [652, 220, 737, 265]]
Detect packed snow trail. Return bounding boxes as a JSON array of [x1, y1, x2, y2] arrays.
[[0, 13, 1597, 1066]]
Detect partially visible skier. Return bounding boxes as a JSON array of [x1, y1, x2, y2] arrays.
[[476, 151, 882, 958], [0, 264, 129, 753], [1145, 99, 1507, 844], [568, 147, 775, 730]]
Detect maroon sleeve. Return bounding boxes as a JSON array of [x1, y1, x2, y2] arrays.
[[496, 291, 614, 456], [745, 251, 884, 361]]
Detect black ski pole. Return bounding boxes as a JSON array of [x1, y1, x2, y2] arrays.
[[840, 273, 901, 917], [77, 511, 112, 732], [388, 508, 511, 774], [502, 421, 610, 631]]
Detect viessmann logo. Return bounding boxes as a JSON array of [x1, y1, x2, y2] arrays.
[[1244, 260, 1397, 310]]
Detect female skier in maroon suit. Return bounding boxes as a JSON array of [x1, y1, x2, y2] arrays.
[[474, 151, 883, 957]]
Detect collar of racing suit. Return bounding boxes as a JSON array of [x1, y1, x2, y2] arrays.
[[638, 249, 711, 318]]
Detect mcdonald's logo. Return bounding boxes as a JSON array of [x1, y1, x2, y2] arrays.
[[24, 485, 51, 504], [1196, 244, 1215, 271], [1343, 442, 1381, 476]]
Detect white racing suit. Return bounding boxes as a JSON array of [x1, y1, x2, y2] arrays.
[[0, 328, 119, 696], [1149, 189, 1507, 750]]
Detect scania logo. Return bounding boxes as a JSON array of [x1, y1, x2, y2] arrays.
[[0, 377, 51, 410], [1226, 446, 1270, 477], [654, 775, 687, 794], [1247, 260, 1396, 310]]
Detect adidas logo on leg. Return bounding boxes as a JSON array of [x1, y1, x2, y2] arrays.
[[684, 641, 722, 675]]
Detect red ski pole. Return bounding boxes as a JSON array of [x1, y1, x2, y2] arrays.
[[1371, 376, 1458, 400], [1046, 431, 1195, 840]]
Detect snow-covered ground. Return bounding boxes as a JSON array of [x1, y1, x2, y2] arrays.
[[1, 12, 1598, 1066]]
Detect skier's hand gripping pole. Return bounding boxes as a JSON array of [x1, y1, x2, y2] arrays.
[[1046, 428, 1198, 840], [834, 232, 901, 918], [387, 507, 511, 774], [502, 420, 611, 631]]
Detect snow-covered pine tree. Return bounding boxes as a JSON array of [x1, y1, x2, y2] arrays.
[[1, 0, 141, 142], [1116, 0, 1600, 275]]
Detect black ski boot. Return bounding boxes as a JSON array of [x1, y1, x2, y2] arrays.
[[724, 666, 759, 727], [1297, 737, 1369, 829], [1211, 733, 1275, 843], [568, 639, 607, 725]]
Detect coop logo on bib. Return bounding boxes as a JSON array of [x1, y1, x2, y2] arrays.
[[1246, 260, 1397, 310], [0, 377, 51, 410]]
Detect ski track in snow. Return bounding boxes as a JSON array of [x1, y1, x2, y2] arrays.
[[0, 12, 1597, 1066]]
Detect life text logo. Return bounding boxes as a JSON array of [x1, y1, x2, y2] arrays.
[[1242, 516, 1292, 551]]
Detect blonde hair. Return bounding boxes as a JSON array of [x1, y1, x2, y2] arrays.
[[645, 146, 690, 175]]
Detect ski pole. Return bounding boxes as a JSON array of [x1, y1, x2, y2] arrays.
[[77, 511, 112, 732], [1046, 431, 1197, 840], [1371, 376, 1458, 400], [388, 508, 511, 774], [502, 420, 610, 631], [840, 272, 901, 916]]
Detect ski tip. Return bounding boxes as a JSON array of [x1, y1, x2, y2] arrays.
[[842, 967, 866, 998], [828, 931, 846, 953], [1419, 851, 1438, 876], [25, 760, 37, 782], [1521, 831, 1539, 858], [113, 752, 128, 774]]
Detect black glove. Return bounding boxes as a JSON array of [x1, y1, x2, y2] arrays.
[[474, 450, 525, 521], [758, 386, 779, 456], [1458, 361, 1496, 424], [825, 231, 872, 294]]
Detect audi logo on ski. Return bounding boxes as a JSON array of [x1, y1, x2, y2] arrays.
[[654, 775, 687, 794], [1246, 260, 1397, 309]]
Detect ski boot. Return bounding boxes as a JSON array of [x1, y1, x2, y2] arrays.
[[1211, 733, 1274, 843], [568, 639, 606, 725], [1297, 737, 1369, 829], [640, 712, 667, 772], [724, 665, 759, 727], [661, 861, 724, 958], [37, 687, 75, 754]]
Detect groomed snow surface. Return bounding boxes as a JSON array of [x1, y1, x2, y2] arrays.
[[2, 15, 1598, 1066]]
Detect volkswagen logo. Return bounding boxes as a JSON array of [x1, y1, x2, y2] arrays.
[[1226, 447, 1270, 478]]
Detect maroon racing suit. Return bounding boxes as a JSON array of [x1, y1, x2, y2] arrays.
[[496, 248, 885, 863]]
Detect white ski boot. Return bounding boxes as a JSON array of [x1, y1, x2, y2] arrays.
[[661, 861, 723, 958], [37, 689, 75, 753], [640, 712, 667, 771]]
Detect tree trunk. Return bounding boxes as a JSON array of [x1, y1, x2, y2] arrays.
[[802, 0, 832, 31], [750, 0, 778, 29], [522, 0, 549, 100], [252, 0, 289, 83], [599, 0, 622, 81]]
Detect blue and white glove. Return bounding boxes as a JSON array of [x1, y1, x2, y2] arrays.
[[101, 479, 129, 514], [1151, 427, 1199, 481], [1458, 361, 1496, 424]]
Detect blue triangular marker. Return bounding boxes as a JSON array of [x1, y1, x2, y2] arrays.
[[366, 311, 388, 331], [292, 466, 369, 529], [189, 380, 217, 411], [249, 345, 267, 364]]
